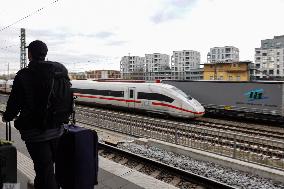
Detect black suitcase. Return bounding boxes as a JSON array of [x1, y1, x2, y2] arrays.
[[0, 122, 17, 188], [55, 124, 98, 189]]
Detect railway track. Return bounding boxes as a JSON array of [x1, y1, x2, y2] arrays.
[[193, 119, 284, 141], [75, 103, 284, 140], [74, 105, 284, 171], [99, 142, 236, 189], [0, 93, 283, 140], [76, 106, 284, 153], [0, 96, 283, 169]]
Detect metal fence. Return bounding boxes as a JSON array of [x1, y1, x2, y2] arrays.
[[77, 107, 284, 170]]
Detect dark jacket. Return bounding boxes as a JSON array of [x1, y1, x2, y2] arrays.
[[3, 61, 70, 141]]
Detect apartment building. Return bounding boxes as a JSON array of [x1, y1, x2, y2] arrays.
[[144, 53, 170, 80], [85, 70, 120, 80], [120, 56, 145, 80], [254, 35, 284, 80], [207, 46, 239, 63], [171, 50, 201, 80]]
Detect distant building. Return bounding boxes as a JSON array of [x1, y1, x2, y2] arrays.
[[69, 72, 87, 80], [261, 35, 284, 49], [184, 68, 203, 80], [171, 50, 201, 80], [203, 61, 251, 81], [254, 35, 284, 80], [120, 56, 145, 80], [144, 70, 172, 81], [207, 46, 239, 63], [145, 53, 170, 81], [85, 70, 120, 80]]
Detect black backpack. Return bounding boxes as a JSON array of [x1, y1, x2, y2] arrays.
[[29, 61, 74, 130]]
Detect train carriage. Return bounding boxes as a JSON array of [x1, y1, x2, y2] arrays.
[[2, 79, 205, 119], [71, 80, 205, 119]]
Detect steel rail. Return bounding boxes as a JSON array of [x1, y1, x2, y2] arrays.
[[99, 142, 237, 189]]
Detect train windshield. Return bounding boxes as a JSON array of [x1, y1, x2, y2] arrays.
[[169, 86, 192, 100]]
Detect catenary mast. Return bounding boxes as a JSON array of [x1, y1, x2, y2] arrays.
[[20, 28, 27, 69]]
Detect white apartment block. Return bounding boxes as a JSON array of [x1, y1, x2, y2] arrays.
[[207, 46, 239, 63], [171, 50, 201, 80], [254, 35, 284, 80], [120, 56, 145, 80], [254, 48, 284, 79], [144, 53, 170, 81], [145, 53, 170, 72]]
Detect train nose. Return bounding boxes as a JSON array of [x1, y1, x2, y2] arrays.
[[190, 99, 205, 117], [194, 105, 205, 117]]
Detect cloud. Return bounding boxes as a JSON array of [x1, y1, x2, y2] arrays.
[[151, 0, 197, 24], [49, 53, 121, 72], [106, 40, 128, 46], [95, 31, 115, 39]]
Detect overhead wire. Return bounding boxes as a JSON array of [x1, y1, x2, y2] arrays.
[[0, 45, 18, 51], [0, 0, 60, 32], [0, 0, 60, 73]]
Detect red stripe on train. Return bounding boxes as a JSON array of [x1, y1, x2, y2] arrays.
[[74, 93, 141, 103], [152, 102, 204, 115]]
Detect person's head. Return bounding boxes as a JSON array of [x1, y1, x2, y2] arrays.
[[26, 40, 48, 61]]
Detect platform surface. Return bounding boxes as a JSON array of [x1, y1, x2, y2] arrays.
[[0, 122, 177, 189]]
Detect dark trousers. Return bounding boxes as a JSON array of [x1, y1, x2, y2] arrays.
[[26, 138, 59, 189]]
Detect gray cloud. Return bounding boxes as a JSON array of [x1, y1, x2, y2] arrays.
[[0, 28, 122, 74], [151, 0, 197, 24], [27, 29, 124, 47], [95, 31, 115, 39], [106, 40, 127, 46], [49, 53, 120, 72]]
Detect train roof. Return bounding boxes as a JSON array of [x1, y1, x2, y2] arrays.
[[71, 79, 174, 89]]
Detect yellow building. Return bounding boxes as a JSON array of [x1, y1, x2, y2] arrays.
[[203, 61, 251, 81]]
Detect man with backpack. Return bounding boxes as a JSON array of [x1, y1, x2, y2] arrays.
[[2, 40, 73, 189]]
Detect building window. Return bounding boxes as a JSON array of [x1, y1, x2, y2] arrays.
[[229, 76, 233, 80], [236, 76, 241, 81], [263, 70, 267, 75], [277, 70, 280, 75], [269, 70, 274, 75], [210, 76, 214, 80]]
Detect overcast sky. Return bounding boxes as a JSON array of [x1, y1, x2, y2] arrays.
[[0, 0, 284, 74]]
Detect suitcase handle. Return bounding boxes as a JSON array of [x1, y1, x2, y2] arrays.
[[6, 122, 11, 141]]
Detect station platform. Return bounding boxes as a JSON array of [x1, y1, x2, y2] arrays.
[[0, 122, 177, 189]]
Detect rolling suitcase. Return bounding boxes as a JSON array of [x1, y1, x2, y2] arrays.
[[0, 122, 17, 188], [55, 123, 98, 189]]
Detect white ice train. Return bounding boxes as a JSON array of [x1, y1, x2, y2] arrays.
[[71, 80, 205, 118], [0, 79, 205, 118]]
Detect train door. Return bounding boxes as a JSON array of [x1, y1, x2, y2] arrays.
[[127, 87, 136, 109]]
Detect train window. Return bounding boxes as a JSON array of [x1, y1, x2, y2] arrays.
[[72, 88, 124, 97], [168, 86, 192, 100], [137, 92, 174, 103], [129, 90, 134, 98]]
